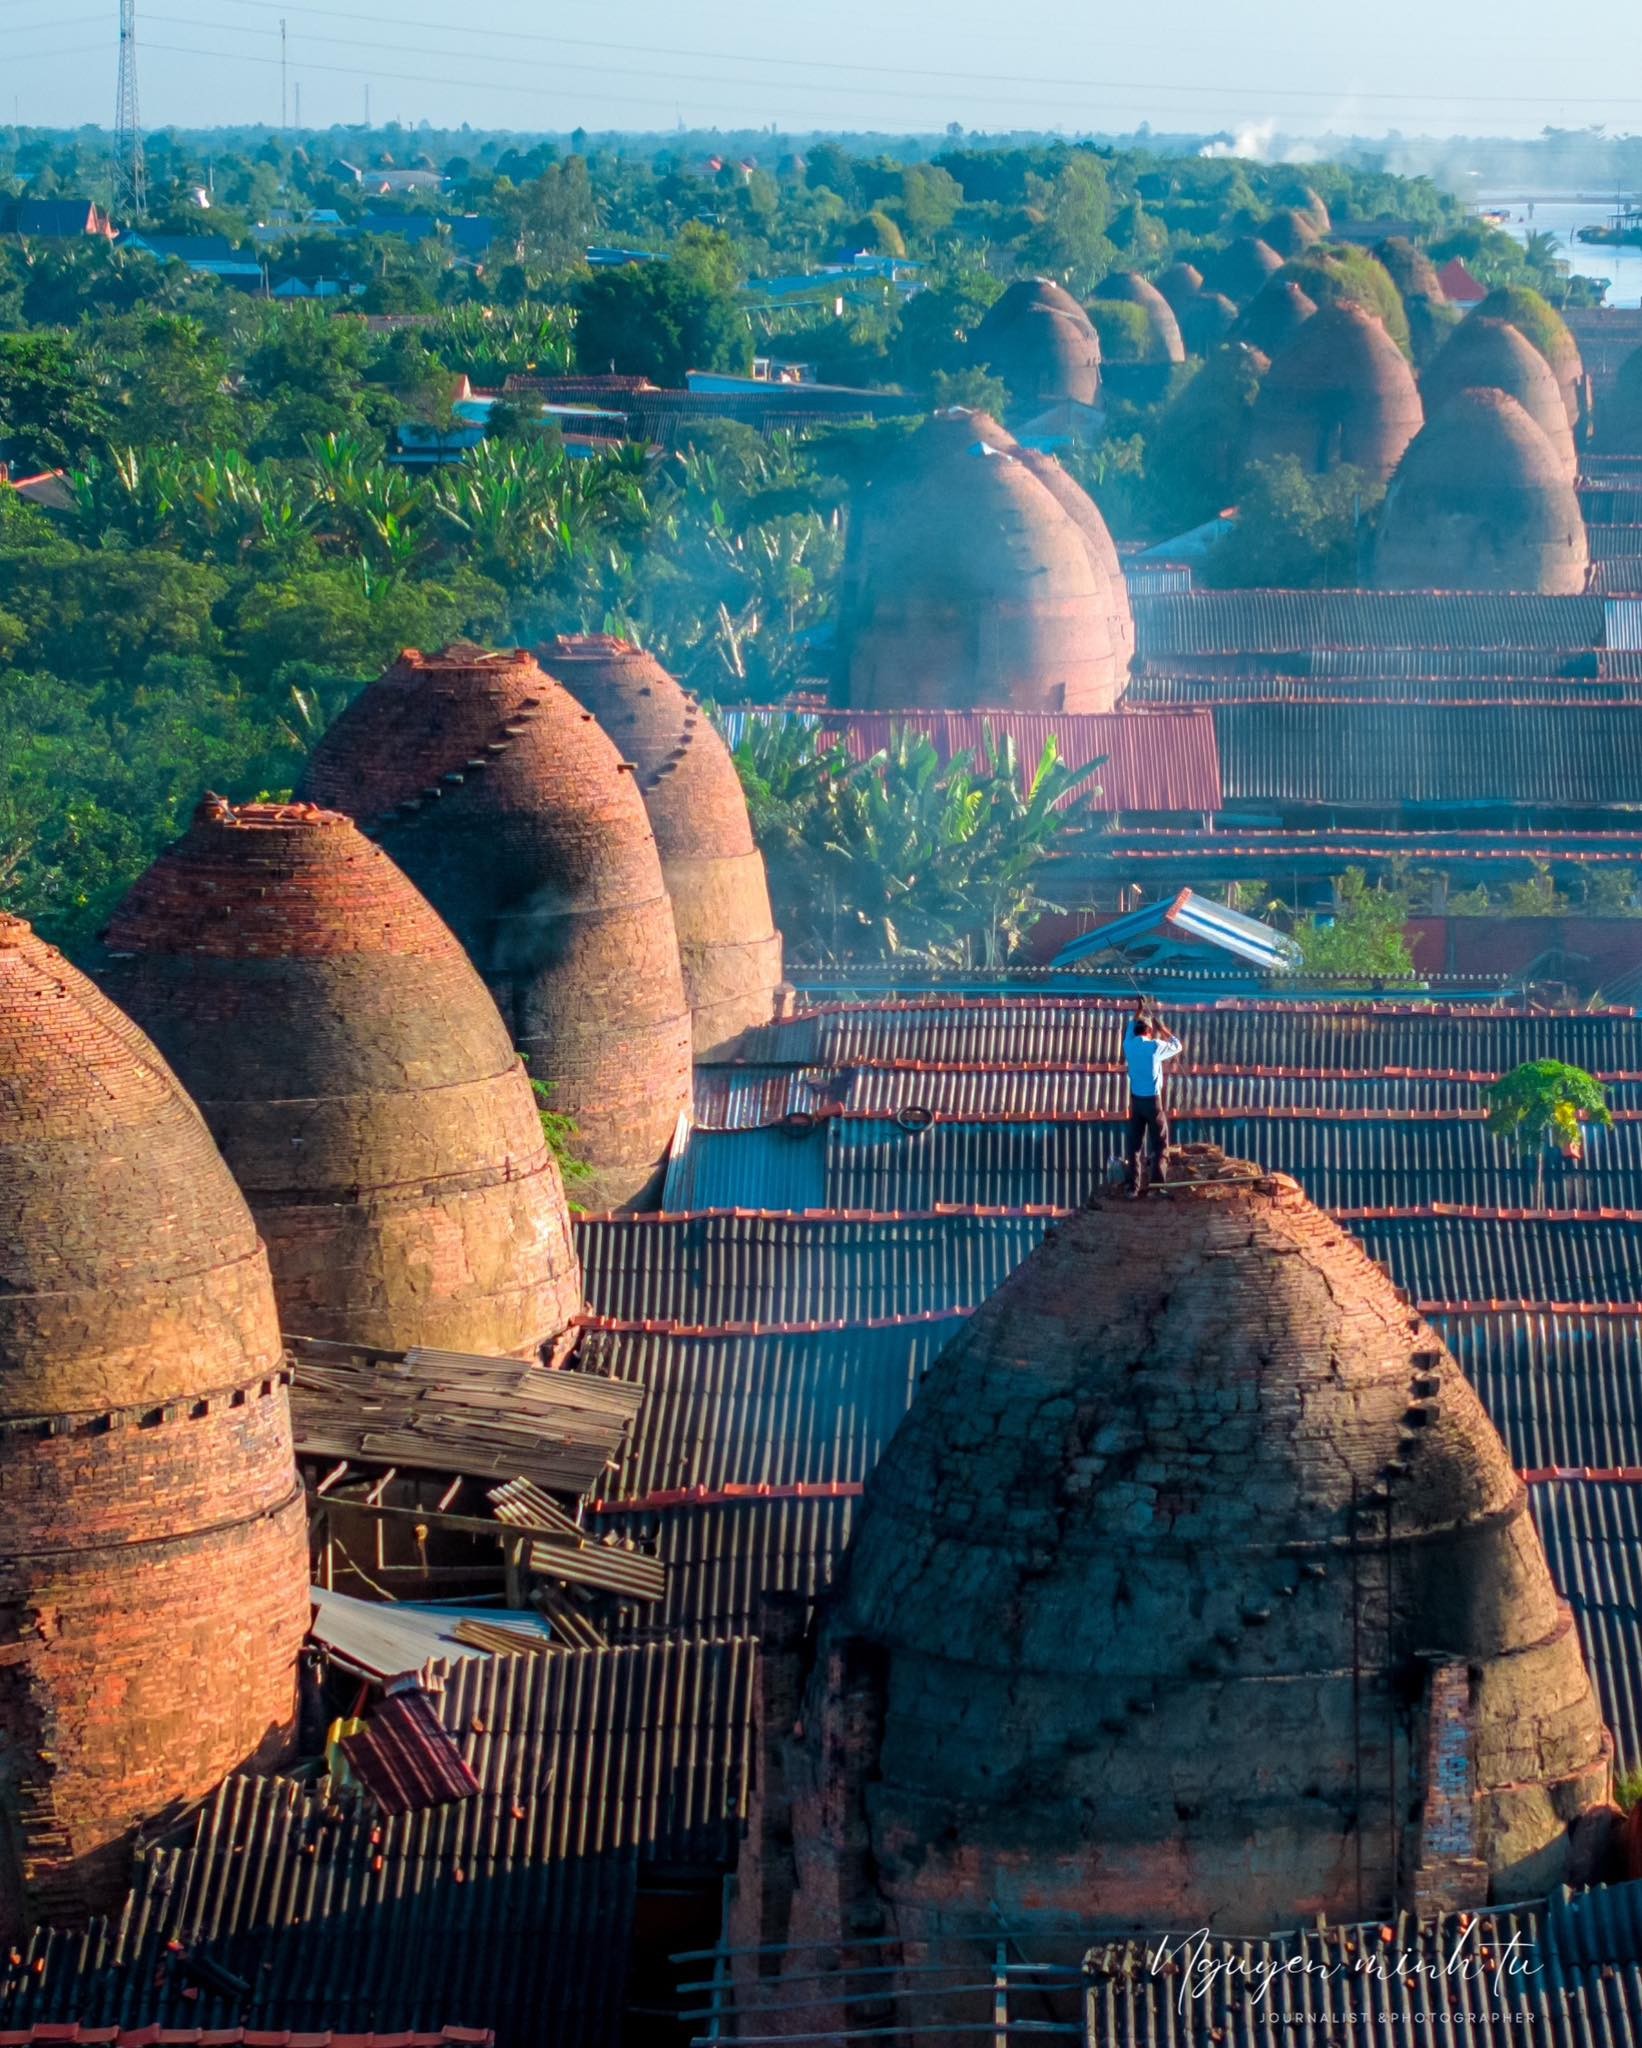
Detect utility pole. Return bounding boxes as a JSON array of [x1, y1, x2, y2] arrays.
[[294, 81, 302, 130], [364, 82, 371, 127], [279, 18, 288, 131]]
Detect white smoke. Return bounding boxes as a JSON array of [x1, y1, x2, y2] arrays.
[[1199, 119, 1321, 165]]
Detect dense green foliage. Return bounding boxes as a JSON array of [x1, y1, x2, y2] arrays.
[[1203, 458, 1383, 590], [1290, 870, 1420, 984], [0, 123, 1594, 957], [729, 717, 1104, 967]]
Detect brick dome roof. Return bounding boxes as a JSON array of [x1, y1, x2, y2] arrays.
[[758, 1147, 1608, 1960], [0, 915, 306, 1933], [1201, 233, 1283, 305], [838, 413, 1129, 714], [1422, 315, 1578, 480], [1093, 270, 1185, 363], [970, 277, 1102, 407], [1178, 288, 1238, 354], [1248, 300, 1424, 482], [1375, 386, 1590, 595], [1234, 276, 1318, 358], [298, 647, 690, 1210], [1156, 260, 1204, 315], [538, 636, 782, 1056], [103, 799, 581, 1354], [1262, 206, 1323, 258], [1475, 286, 1585, 429]]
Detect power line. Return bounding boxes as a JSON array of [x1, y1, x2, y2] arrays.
[[131, 34, 1642, 127], [139, 0, 1642, 114]]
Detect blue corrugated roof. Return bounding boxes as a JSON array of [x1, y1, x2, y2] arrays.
[[1052, 887, 1301, 969]]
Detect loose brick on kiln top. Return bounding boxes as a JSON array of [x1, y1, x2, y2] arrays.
[[734, 1145, 1610, 2033], [101, 799, 582, 1354], [297, 647, 692, 1211], [0, 916, 307, 1940], [539, 635, 782, 1056]]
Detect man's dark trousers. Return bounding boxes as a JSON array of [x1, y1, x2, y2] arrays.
[[1125, 1094, 1168, 1184]]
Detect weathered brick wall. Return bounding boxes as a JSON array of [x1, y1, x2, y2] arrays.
[[0, 918, 307, 1938], [540, 637, 782, 1056], [732, 1149, 1611, 2033], [299, 650, 691, 1211], [102, 802, 581, 1354]]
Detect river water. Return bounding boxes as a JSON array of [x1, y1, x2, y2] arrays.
[[1478, 194, 1642, 308]]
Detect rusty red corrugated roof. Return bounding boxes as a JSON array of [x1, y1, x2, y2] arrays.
[[338, 1689, 481, 1816]]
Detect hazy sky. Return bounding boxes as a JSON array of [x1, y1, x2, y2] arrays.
[[7, 0, 1641, 141]]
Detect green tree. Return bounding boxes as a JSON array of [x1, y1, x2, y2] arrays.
[[1291, 868, 1418, 984], [0, 332, 111, 472], [572, 259, 752, 384], [1485, 1060, 1612, 1205], [1207, 456, 1380, 589]]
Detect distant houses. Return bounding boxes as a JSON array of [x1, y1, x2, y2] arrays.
[[0, 198, 115, 240]]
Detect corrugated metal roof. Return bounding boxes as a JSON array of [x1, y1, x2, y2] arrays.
[[575, 1210, 1053, 1324], [1215, 699, 1642, 808], [1531, 1478, 1642, 1773], [0, 2035, 493, 2046], [578, 1321, 943, 1499], [1438, 1311, 1642, 1476], [1134, 588, 1608, 654], [308, 1588, 555, 1683], [715, 706, 1223, 813], [669, 1112, 1642, 1216], [595, 1494, 858, 1641], [730, 998, 1642, 1072], [1353, 1211, 1642, 1306], [1078, 1898, 1642, 2046], [1052, 887, 1301, 970], [694, 1062, 1642, 1125], [0, 1639, 755, 2048], [1133, 663, 1642, 701], [337, 1687, 482, 1815]]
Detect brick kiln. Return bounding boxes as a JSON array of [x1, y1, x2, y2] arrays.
[[1375, 387, 1590, 596], [1247, 300, 1425, 483], [837, 410, 1133, 714], [299, 646, 692, 1211], [732, 1146, 1611, 2037], [102, 797, 582, 1353], [538, 636, 782, 1056], [969, 277, 1103, 408], [0, 915, 307, 1938]]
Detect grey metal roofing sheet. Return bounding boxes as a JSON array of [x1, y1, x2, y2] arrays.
[[307, 1589, 555, 1682], [670, 1112, 1642, 1215], [579, 1320, 941, 1498], [1215, 699, 1642, 808], [574, 1210, 1052, 1324], [1131, 664, 1642, 702], [1133, 589, 1607, 655], [692, 1062, 1628, 1125], [1352, 1212, 1642, 1306], [596, 1495, 859, 1641], [1078, 1898, 1642, 2047], [0, 1638, 756, 2048], [730, 998, 1642, 1072], [1436, 1311, 1642, 1475], [1530, 1479, 1642, 1774]]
